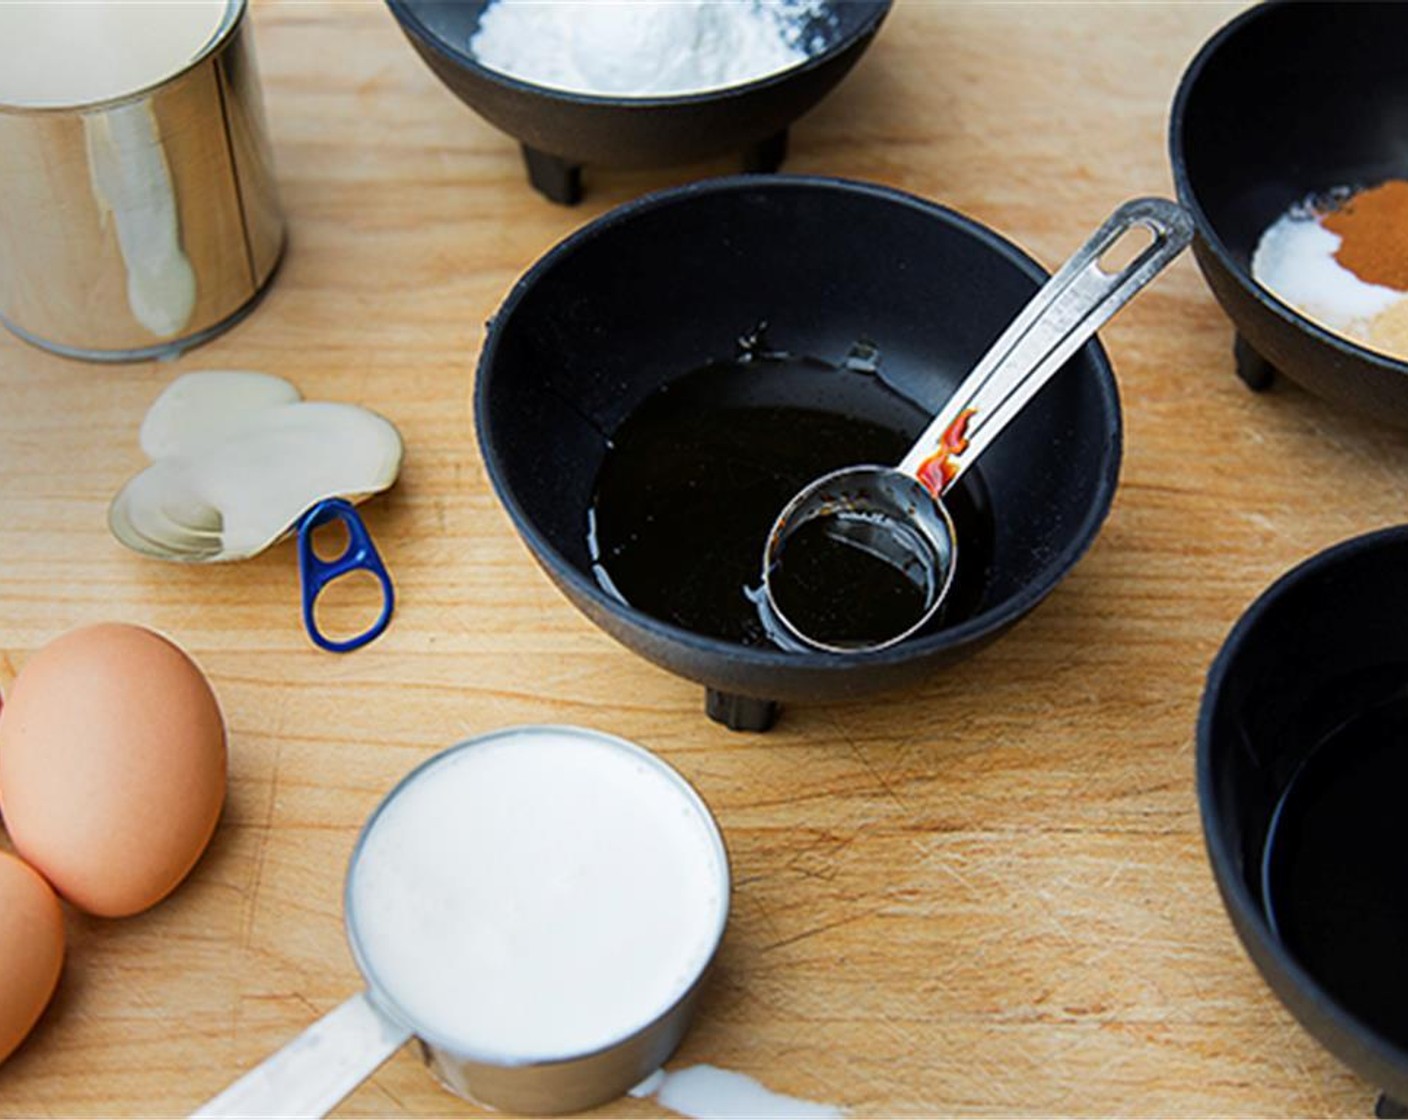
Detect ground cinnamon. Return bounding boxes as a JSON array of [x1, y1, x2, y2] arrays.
[[1321, 179, 1408, 290]]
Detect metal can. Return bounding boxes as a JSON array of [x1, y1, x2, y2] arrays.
[[0, 0, 284, 361]]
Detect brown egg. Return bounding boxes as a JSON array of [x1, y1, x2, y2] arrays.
[[0, 623, 226, 917], [0, 850, 64, 1064]]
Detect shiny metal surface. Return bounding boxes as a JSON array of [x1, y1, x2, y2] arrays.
[[763, 197, 1193, 653], [0, 0, 284, 361]]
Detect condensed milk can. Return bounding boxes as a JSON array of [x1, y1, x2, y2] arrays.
[[0, 0, 284, 361]]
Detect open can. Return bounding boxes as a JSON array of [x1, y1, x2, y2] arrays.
[[0, 0, 284, 362]]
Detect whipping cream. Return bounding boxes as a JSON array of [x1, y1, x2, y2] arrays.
[[347, 727, 729, 1063], [0, 1, 233, 109], [631, 1064, 847, 1118], [469, 0, 832, 98]]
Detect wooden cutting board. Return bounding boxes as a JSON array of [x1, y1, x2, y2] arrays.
[[1, 1, 1400, 1115]]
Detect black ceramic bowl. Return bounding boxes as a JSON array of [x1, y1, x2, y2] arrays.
[[1170, 0, 1408, 423], [475, 176, 1122, 730], [1198, 526, 1408, 1113], [383, 0, 890, 203]]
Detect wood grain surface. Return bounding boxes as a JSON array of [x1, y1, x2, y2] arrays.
[[2, 1, 1403, 1116]]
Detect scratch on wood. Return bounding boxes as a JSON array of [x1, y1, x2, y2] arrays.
[[240, 739, 284, 952], [760, 908, 882, 955], [832, 715, 909, 812], [375, 1081, 410, 1113]]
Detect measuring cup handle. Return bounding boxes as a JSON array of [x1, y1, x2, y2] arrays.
[[190, 991, 412, 1118], [898, 196, 1194, 491], [297, 498, 395, 653]]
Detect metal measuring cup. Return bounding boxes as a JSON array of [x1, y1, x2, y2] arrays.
[[192, 726, 731, 1118], [762, 197, 1194, 654]]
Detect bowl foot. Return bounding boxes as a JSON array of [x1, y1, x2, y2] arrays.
[[1377, 1093, 1408, 1119], [522, 144, 583, 205], [1234, 333, 1277, 391], [742, 128, 789, 174], [705, 689, 779, 732], [521, 128, 791, 205]]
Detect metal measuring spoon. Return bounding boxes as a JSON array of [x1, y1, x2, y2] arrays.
[[762, 197, 1194, 654]]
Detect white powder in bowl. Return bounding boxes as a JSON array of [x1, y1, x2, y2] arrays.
[[1251, 205, 1402, 341], [468, 0, 834, 98]]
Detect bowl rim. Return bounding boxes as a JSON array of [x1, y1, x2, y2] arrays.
[[1196, 523, 1408, 1090], [383, 0, 892, 108], [1167, 0, 1408, 379], [474, 173, 1123, 671]]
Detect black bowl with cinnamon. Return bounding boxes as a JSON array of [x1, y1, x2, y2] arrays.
[[1170, 0, 1408, 425]]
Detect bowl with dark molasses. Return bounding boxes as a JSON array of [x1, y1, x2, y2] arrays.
[[1198, 526, 1408, 1114], [383, 0, 890, 204], [1170, 0, 1408, 424], [475, 175, 1122, 730]]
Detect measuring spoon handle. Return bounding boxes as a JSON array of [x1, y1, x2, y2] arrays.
[[897, 197, 1193, 491], [190, 991, 411, 1118]]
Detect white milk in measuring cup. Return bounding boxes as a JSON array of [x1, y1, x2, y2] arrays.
[[194, 725, 731, 1117]]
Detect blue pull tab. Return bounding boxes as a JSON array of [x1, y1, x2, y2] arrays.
[[297, 498, 394, 653]]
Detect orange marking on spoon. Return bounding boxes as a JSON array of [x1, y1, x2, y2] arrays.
[[915, 408, 975, 496]]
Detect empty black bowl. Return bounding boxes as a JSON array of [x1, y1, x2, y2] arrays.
[[1170, 0, 1408, 424], [383, 0, 890, 203], [475, 176, 1122, 730], [1198, 526, 1408, 1113]]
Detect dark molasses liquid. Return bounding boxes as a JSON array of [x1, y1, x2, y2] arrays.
[[768, 514, 935, 649], [1262, 692, 1408, 1046], [588, 353, 993, 649]]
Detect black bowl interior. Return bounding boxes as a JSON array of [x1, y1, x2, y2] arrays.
[[1170, 0, 1408, 418], [1174, 1, 1408, 275], [477, 177, 1120, 685], [1199, 526, 1408, 1101]]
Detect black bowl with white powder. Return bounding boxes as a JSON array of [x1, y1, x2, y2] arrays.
[[383, 0, 890, 203]]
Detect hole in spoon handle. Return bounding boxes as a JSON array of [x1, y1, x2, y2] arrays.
[[297, 498, 395, 653], [898, 196, 1194, 492], [190, 991, 412, 1118]]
